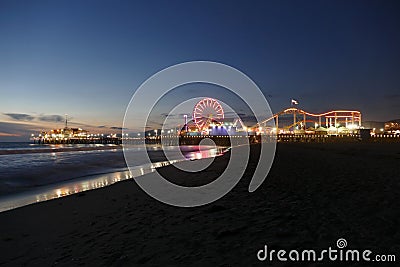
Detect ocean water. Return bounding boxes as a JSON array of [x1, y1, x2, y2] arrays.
[[0, 143, 125, 191], [0, 142, 105, 151], [0, 142, 225, 212]]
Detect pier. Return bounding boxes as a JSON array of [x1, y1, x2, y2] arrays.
[[32, 136, 122, 145], [31, 133, 400, 146], [30, 103, 400, 146]]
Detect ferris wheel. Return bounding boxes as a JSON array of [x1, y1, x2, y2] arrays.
[[192, 98, 224, 130]]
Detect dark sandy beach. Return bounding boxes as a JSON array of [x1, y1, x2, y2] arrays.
[[0, 143, 399, 266]]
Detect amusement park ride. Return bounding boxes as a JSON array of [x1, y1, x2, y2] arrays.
[[180, 97, 362, 136], [257, 107, 362, 135], [192, 98, 225, 131]]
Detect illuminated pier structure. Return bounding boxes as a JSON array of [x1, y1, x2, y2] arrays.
[[31, 128, 122, 144], [143, 102, 398, 143], [31, 115, 122, 144], [31, 103, 400, 145], [256, 107, 362, 135]]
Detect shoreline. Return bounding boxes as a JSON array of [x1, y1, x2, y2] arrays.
[[0, 168, 129, 213], [0, 146, 227, 212]]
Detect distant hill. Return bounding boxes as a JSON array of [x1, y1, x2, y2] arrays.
[[387, 118, 400, 123], [363, 119, 400, 130], [362, 121, 384, 129]]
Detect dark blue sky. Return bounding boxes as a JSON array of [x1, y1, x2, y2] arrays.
[[1, 0, 399, 140]]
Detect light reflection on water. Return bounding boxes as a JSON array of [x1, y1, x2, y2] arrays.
[[0, 146, 227, 212]]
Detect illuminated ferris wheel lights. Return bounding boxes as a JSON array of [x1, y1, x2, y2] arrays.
[[193, 98, 224, 130]]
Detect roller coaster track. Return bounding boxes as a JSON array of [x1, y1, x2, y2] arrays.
[[257, 107, 362, 126]]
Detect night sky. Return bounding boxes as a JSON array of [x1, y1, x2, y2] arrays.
[[1, 0, 400, 140]]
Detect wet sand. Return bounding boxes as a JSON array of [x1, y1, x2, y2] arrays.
[[0, 143, 399, 266]]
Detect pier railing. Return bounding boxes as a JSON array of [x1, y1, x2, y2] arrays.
[[32, 133, 400, 145], [32, 137, 122, 145]]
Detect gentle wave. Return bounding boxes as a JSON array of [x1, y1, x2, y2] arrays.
[[0, 144, 120, 155], [0, 144, 227, 212]]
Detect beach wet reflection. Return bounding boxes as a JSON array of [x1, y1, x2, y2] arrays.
[[179, 145, 226, 160], [0, 145, 227, 212]]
